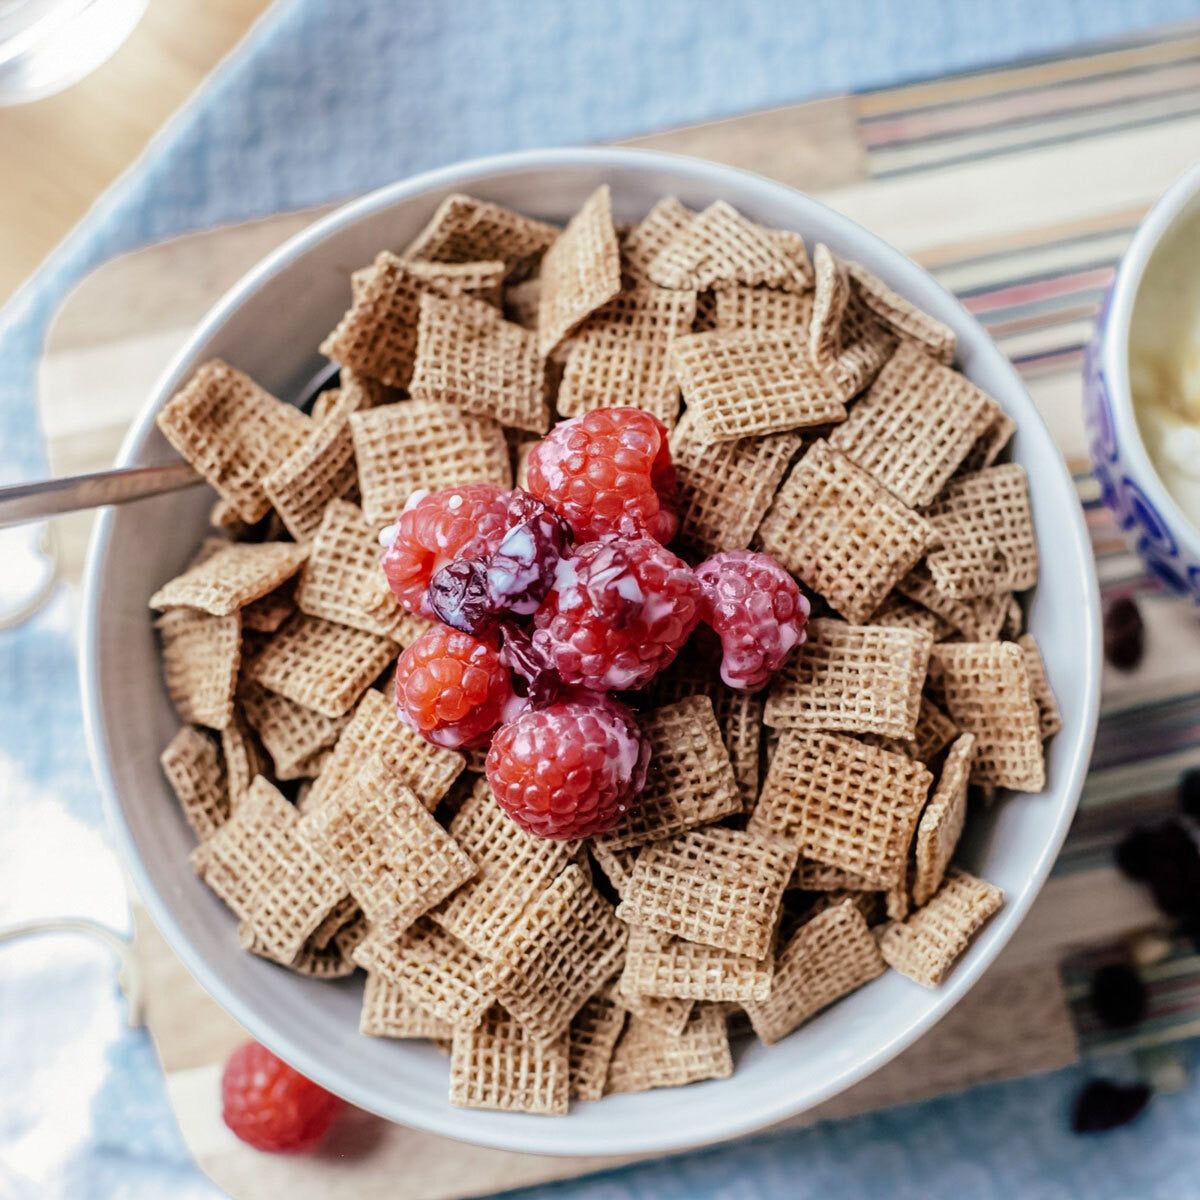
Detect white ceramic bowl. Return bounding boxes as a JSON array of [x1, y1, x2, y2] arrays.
[[82, 147, 1101, 1157], [1084, 161, 1200, 601]]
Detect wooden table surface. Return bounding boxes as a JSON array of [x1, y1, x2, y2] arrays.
[[0, 0, 272, 307]]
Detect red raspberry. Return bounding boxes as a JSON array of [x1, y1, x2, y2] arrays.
[[221, 1041, 343, 1153], [526, 407, 677, 543], [695, 550, 810, 691], [486, 696, 649, 838], [381, 484, 510, 616], [393, 625, 518, 749], [532, 535, 701, 692]]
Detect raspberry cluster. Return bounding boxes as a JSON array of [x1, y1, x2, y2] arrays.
[[383, 406, 808, 839]]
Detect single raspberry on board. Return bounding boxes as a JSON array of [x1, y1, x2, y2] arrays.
[[221, 1041, 343, 1154], [486, 695, 649, 839], [525, 407, 678, 543], [532, 535, 702, 692], [695, 549, 810, 690], [393, 625, 518, 749], [381, 483, 510, 616]]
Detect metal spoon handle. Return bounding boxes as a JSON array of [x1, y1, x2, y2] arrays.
[[0, 462, 203, 529]]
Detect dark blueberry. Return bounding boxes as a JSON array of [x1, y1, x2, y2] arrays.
[[427, 559, 494, 635], [1103, 596, 1145, 672], [485, 489, 572, 617], [499, 625, 563, 708], [1071, 1079, 1152, 1133], [1114, 826, 1158, 882], [1115, 821, 1200, 918], [1089, 964, 1147, 1029], [1179, 768, 1200, 822]]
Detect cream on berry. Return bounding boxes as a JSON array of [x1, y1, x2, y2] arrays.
[[695, 549, 810, 691]]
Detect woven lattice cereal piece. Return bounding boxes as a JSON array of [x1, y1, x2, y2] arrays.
[[898, 565, 1009, 642], [758, 441, 935, 624], [791, 858, 873, 893], [239, 681, 347, 781], [847, 261, 956, 364], [157, 607, 241, 729], [1000, 593, 1024, 641], [616, 828, 796, 960], [308, 893, 359, 951], [605, 1004, 732, 1094], [478, 865, 626, 1043], [714, 687, 764, 809], [360, 972, 455, 1040], [191, 778, 345, 964], [590, 843, 639, 901], [743, 896, 885, 1043], [157, 361, 312, 523], [773, 228, 814, 289], [751, 731, 931, 888], [537, 185, 622, 356], [932, 641, 1045, 791], [150, 542, 308, 616], [831, 285, 899, 400], [503, 277, 541, 330], [621, 197, 695, 282], [961, 410, 1017, 474], [569, 986, 626, 1101], [618, 992, 694, 1037], [671, 327, 845, 443], [161, 726, 229, 841], [404, 258, 507, 308], [239, 920, 357, 980], [300, 757, 474, 935], [911, 733, 975, 907], [403, 193, 558, 269], [240, 585, 296, 634], [879, 867, 1004, 987], [713, 283, 813, 333], [220, 713, 267, 809], [829, 345, 1000, 508], [925, 465, 1038, 598], [668, 409, 801, 557], [645, 201, 796, 292], [870, 593, 955, 642], [303, 689, 463, 816], [450, 1007, 569, 1115], [350, 400, 510, 525], [295, 499, 397, 638], [809, 244, 851, 371], [908, 695, 960, 762], [764, 619, 931, 739], [410, 292, 549, 433], [1018, 633, 1061, 738], [619, 922, 773, 1004], [597, 696, 741, 851], [261, 389, 361, 542], [247, 614, 396, 719], [557, 285, 697, 427], [433, 778, 579, 957], [352, 916, 494, 1028]]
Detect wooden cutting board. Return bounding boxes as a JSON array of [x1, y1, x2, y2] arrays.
[[39, 23, 1200, 1200]]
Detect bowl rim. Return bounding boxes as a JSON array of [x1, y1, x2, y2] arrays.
[[81, 145, 1101, 1156], [1098, 158, 1200, 552]]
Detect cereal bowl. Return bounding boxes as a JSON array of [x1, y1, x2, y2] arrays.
[[83, 147, 1100, 1156]]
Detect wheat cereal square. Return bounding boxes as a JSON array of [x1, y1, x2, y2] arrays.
[[160, 725, 229, 841], [238, 681, 348, 781], [150, 542, 308, 616], [931, 641, 1045, 791], [247, 613, 396, 719], [846, 261, 956, 364], [450, 1008, 569, 1115], [350, 400, 510, 525], [809, 244, 851, 372], [615, 827, 796, 960], [619, 922, 773, 1004], [360, 972, 455, 1040], [402, 194, 559, 269], [751, 730, 931, 888], [156, 360, 313, 523], [1018, 633, 1062, 738], [758, 441, 935, 624], [790, 858, 875, 893], [897, 565, 1010, 641], [569, 986, 627, 1101], [764, 618, 931, 739], [605, 1005, 732, 1094], [714, 283, 813, 333], [912, 733, 975, 907], [960, 410, 1017, 474], [870, 592, 955, 641], [830, 284, 899, 400], [744, 897, 885, 1043], [621, 197, 695, 281], [670, 327, 845, 442], [157, 607, 241, 730], [879, 867, 1004, 987], [617, 993, 694, 1038], [827, 343, 1001, 507], [219, 713, 267, 809], [668, 410, 802, 557], [596, 696, 741, 851]]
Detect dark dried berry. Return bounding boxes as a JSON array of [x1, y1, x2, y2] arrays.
[[1071, 1079, 1151, 1133], [427, 558, 494, 635], [1103, 596, 1144, 672], [579, 539, 644, 629], [499, 625, 563, 708], [1089, 963, 1147, 1029], [1114, 827, 1157, 882], [1180, 768, 1200, 822], [1115, 821, 1200, 918], [485, 489, 572, 617]]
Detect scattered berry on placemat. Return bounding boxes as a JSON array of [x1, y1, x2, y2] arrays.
[[1071, 1078, 1152, 1134]]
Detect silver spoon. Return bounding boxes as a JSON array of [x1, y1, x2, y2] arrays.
[[0, 362, 340, 530]]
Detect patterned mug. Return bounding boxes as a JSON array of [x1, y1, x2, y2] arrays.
[[1083, 162, 1200, 603]]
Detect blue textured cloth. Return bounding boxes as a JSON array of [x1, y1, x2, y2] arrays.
[[5, 2, 1200, 1197]]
